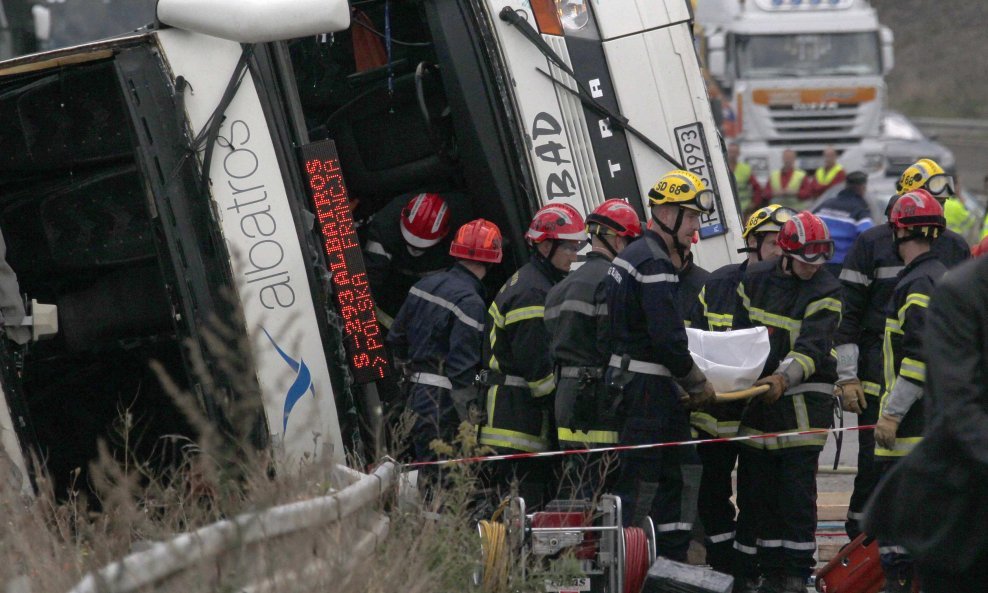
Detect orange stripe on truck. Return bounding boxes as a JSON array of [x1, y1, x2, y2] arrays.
[[752, 87, 878, 106]]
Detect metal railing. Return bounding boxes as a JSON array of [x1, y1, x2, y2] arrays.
[[66, 462, 397, 593]]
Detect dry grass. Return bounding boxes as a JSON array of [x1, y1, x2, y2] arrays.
[[0, 307, 589, 593]]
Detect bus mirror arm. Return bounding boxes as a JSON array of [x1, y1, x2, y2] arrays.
[[500, 6, 685, 171], [535, 68, 685, 171]]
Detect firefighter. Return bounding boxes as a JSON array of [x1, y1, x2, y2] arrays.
[[864, 255, 988, 593], [478, 203, 585, 509], [688, 204, 794, 578], [835, 159, 969, 540], [897, 158, 973, 239], [871, 190, 947, 593], [807, 146, 846, 200], [811, 170, 873, 277], [732, 211, 841, 593], [386, 219, 503, 474], [764, 149, 812, 211], [363, 192, 469, 325], [605, 169, 716, 562], [545, 199, 642, 498]]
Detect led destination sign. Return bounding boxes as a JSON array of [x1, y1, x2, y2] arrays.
[[300, 139, 390, 384]]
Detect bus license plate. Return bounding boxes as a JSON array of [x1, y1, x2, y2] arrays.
[[544, 576, 591, 592], [674, 122, 727, 239]]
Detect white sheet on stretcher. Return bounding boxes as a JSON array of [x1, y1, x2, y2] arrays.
[[686, 327, 771, 393]]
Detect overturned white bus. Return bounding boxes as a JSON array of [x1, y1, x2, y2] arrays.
[[0, 0, 742, 497]]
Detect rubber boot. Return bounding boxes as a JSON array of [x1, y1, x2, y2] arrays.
[[758, 571, 806, 593], [733, 575, 761, 593]]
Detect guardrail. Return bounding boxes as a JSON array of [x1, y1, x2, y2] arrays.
[[912, 117, 988, 133], [913, 117, 988, 145], [66, 461, 397, 593]]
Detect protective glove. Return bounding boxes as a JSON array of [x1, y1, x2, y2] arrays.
[[676, 363, 716, 410], [874, 414, 901, 450], [678, 381, 716, 411], [835, 379, 867, 414], [754, 373, 789, 404], [451, 386, 485, 425]]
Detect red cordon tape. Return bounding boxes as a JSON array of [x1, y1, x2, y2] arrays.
[[404, 425, 877, 469]]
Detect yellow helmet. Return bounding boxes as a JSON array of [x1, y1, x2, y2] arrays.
[[896, 158, 954, 198], [742, 204, 796, 239], [648, 170, 715, 213]]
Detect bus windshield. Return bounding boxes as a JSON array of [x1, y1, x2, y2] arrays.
[[735, 32, 881, 79]]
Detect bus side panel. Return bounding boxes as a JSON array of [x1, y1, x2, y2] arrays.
[[155, 30, 344, 464], [486, 0, 585, 215], [592, 0, 692, 42], [603, 24, 744, 270], [0, 385, 31, 496]]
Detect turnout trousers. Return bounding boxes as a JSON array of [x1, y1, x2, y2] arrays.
[[734, 446, 822, 579], [696, 440, 740, 575], [610, 373, 701, 562], [846, 341, 883, 539]]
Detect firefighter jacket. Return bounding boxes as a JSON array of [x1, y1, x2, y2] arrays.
[[734, 259, 841, 450], [688, 261, 748, 438], [386, 262, 486, 390], [678, 255, 710, 327], [363, 193, 472, 324], [863, 257, 988, 572], [836, 224, 968, 397], [545, 251, 617, 447], [605, 230, 695, 447], [875, 252, 946, 458], [479, 255, 563, 453]]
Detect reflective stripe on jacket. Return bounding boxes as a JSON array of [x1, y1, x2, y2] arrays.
[[605, 231, 694, 445], [734, 258, 841, 449], [876, 252, 946, 458], [545, 252, 619, 446], [386, 263, 486, 389], [480, 255, 561, 452], [689, 261, 747, 437], [835, 224, 969, 388]]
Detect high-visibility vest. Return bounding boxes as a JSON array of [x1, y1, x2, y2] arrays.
[[815, 164, 844, 186], [734, 162, 753, 210], [769, 169, 806, 196], [981, 212, 988, 240], [769, 168, 806, 210], [944, 197, 974, 237]]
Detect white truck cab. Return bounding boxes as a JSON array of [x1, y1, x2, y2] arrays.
[[0, 0, 742, 497], [697, 0, 894, 176]]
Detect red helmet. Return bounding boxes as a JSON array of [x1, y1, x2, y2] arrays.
[[889, 189, 945, 239], [524, 202, 586, 244], [778, 211, 834, 264], [586, 199, 643, 238], [400, 193, 451, 249], [449, 219, 503, 263]]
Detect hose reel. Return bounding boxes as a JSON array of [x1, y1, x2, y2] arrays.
[[478, 494, 656, 593]]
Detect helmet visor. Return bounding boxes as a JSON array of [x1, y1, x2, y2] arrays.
[[925, 173, 955, 197], [788, 239, 835, 263], [686, 189, 715, 213], [769, 207, 796, 227]]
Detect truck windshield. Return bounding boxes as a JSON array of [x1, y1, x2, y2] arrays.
[[735, 32, 881, 79]]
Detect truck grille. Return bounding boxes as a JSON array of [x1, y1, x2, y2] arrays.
[[767, 102, 861, 141]]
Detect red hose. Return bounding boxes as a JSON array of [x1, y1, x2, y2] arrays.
[[623, 527, 649, 593]]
